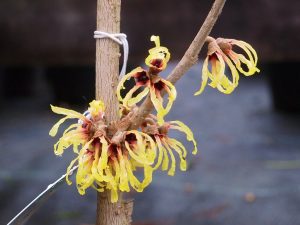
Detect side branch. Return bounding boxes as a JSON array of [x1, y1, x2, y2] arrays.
[[129, 0, 226, 129]]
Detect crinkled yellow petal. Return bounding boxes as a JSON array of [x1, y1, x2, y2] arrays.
[[214, 53, 236, 94], [91, 145, 103, 182], [77, 173, 94, 195], [151, 35, 161, 48], [88, 100, 105, 118], [125, 131, 154, 165], [53, 138, 70, 156], [50, 105, 85, 119], [145, 36, 171, 70], [229, 40, 260, 76], [232, 40, 258, 66], [223, 54, 239, 87], [105, 166, 118, 191], [170, 121, 198, 155], [143, 133, 157, 163], [162, 139, 176, 176], [66, 157, 79, 185], [125, 142, 151, 165], [125, 160, 142, 192], [76, 155, 94, 195], [141, 165, 153, 188], [116, 67, 144, 105], [153, 136, 165, 170], [235, 53, 260, 76], [161, 143, 169, 171], [118, 150, 130, 192], [49, 116, 70, 137], [97, 137, 110, 182], [110, 189, 119, 203], [53, 129, 86, 156], [91, 183, 104, 192], [122, 86, 140, 108], [149, 86, 165, 125], [195, 57, 209, 95], [149, 80, 176, 126], [167, 138, 187, 158], [113, 158, 121, 185], [63, 124, 80, 135], [161, 79, 177, 116], [127, 88, 149, 107], [167, 139, 187, 171]]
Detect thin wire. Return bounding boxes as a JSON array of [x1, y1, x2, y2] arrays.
[[94, 31, 129, 77], [7, 166, 78, 225]]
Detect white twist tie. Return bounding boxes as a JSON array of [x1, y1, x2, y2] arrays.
[[94, 31, 129, 78]]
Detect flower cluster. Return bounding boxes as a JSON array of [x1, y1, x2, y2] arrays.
[[50, 99, 197, 202], [50, 35, 259, 203], [195, 38, 260, 95], [117, 36, 176, 125]]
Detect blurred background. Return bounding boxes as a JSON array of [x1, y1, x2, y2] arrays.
[[1, 0, 300, 224]]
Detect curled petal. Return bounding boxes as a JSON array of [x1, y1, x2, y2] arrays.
[[91, 143, 103, 182], [150, 79, 177, 125], [125, 130, 156, 165], [153, 136, 165, 171], [117, 149, 130, 192], [194, 57, 209, 96], [76, 150, 94, 195], [170, 121, 198, 155], [117, 67, 149, 109], [66, 157, 79, 185], [49, 116, 70, 137], [213, 53, 237, 94], [126, 88, 149, 107], [116, 67, 146, 106], [166, 138, 187, 171], [229, 40, 260, 76], [125, 160, 142, 192], [97, 137, 111, 182], [88, 100, 105, 119], [122, 86, 149, 109], [110, 189, 119, 203], [161, 139, 176, 176], [50, 105, 85, 120], [141, 165, 153, 188], [92, 183, 104, 192], [145, 36, 171, 72]]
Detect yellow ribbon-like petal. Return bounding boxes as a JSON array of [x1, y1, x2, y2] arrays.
[[170, 121, 198, 155], [50, 105, 85, 119], [145, 35, 171, 71], [116, 67, 145, 105], [194, 57, 209, 95], [161, 139, 176, 176]]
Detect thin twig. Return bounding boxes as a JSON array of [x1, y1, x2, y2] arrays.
[[128, 0, 226, 130]]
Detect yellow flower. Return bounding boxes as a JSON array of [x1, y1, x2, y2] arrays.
[[141, 115, 198, 176], [50, 101, 158, 202], [88, 100, 105, 120], [195, 38, 260, 95], [195, 41, 239, 95], [145, 35, 171, 74], [117, 67, 177, 125]]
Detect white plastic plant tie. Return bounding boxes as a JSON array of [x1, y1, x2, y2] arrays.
[[7, 166, 78, 225], [94, 31, 129, 78]]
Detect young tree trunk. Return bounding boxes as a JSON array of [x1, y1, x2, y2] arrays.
[[95, 0, 133, 225]]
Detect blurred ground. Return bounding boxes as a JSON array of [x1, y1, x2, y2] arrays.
[[1, 63, 300, 225]]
